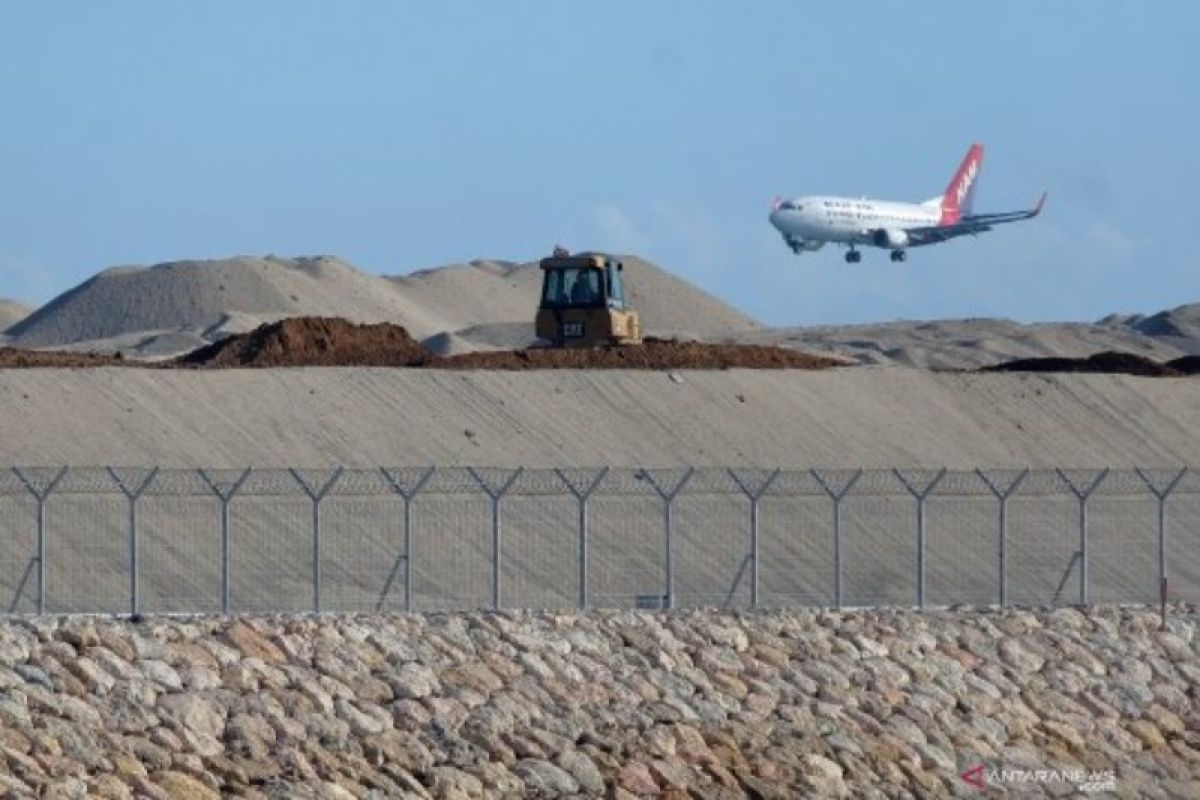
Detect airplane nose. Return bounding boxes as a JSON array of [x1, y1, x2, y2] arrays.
[[768, 209, 781, 228]]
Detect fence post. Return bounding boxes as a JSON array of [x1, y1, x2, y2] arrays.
[[554, 468, 610, 610], [107, 467, 160, 617], [1055, 468, 1109, 606], [12, 466, 69, 615], [1135, 467, 1187, 614], [893, 469, 947, 610], [467, 468, 523, 611], [290, 468, 344, 614], [976, 469, 1030, 607], [198, 468, 253, 614], [728, 468, 781, 608], [811, 469, 863, 609], [379, 467, 436, 612], [641, 468, 694, 610]]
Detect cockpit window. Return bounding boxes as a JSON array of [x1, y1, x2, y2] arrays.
[[541, 267, 603, 309], [779, 200, 802, 211]]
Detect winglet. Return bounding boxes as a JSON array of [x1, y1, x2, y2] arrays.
[[1031, 191, 1048, 216]]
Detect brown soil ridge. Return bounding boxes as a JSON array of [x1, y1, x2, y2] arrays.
[[435, 338, 843, 370], [982, 350, 1200, 377], [178, 318, 844, 370], [5, 317, 844, 370], [177, 317, 435, 367], [0, 347, 124, 368]]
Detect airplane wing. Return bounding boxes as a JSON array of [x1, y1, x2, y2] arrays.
[[902, 192, 1047, 247]]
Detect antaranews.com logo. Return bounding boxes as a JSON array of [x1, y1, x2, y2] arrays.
[[960, 764, 1116, 793]]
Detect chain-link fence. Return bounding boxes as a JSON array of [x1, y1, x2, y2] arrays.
[[1, 466, 1196, 615]]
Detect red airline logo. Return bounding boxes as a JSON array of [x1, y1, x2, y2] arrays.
[[939, 143, 984, 225], [960, 764, 986, 790]]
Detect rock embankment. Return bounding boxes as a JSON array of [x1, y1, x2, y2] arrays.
[[0, 608, 1197, 798]]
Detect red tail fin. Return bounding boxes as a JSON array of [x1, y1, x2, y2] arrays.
[[939, 143, 983, 225]]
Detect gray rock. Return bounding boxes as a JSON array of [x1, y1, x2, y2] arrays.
[[138, 659, 183, 691], [15, 663, 52, 689], [556, 749, 606, 795], [389, 662, 440, 700], [428, 765, 484, 798], [513, 758, 581, 796], [157, 692, 225, 742]]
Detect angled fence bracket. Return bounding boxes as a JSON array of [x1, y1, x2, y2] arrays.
[[198, 468, 253, 614], [977, 468, 1030, 607], [893, 468, 947, 610], [811, 469, 863, 609], [1135, 466, 1186, 623], [107, 467, 160, 617], [554, 468, 610, 610], [641, 468, 694, 610], [728, 468, 781, 608], [12, 466, 69, 615], [1056, 468, 1109, 606], [467, 468, 523, 610], [290, 467, 344, 614], [379, 467, 436, 612]]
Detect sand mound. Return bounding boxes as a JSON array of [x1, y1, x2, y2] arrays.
[[6, 255, 449, 348], [1130, 302, 1200, 339], [386, 259, 532, 332], [617, 255, 762, 336], [178, 317, 434, 367], [436, 338, 843, 370], [982, 350, 1190, 377], [750, 316, 1195, 369], [388, 254, 762, 342], [9, 253, 761, 357], [0, 299, 31, 332]]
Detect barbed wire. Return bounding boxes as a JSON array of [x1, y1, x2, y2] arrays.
[[1, 466, 1196, 498]]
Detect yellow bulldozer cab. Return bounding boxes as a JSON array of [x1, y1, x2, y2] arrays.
[[535, 255, 641, 346]]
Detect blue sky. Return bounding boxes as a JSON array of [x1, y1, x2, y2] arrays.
[[1, 2, 1197, 325]]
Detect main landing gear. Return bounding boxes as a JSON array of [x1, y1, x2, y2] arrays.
[[843, 248, 862, 264], [890, 250, 907, 263]]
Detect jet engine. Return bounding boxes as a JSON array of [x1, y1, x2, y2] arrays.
[[785, 236, 825, 254], [872, 229, 909, 249]]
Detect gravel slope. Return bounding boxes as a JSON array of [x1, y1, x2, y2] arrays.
[[0, 607, 1195, 798]]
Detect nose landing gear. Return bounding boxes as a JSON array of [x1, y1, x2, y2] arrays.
[[890, 250, 907, 263], [844, 248, 862, 264]]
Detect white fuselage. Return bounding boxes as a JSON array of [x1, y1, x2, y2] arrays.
[[768, 195, 941, 250]]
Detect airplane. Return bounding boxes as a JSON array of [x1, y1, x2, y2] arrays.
[[767, 143, 1045, 263]]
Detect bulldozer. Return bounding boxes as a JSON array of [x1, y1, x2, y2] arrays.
[[534, 251, 642, 347]]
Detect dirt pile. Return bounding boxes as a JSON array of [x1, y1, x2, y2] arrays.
[[0, 347, 124, 368], [982, 350, 1200, 377], [178, 317, 435, 367], [176, 320, 840, 370], [435, 338, 844, 370], [10, 318, 842, 370], [1167, 355, 1200, 374]]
